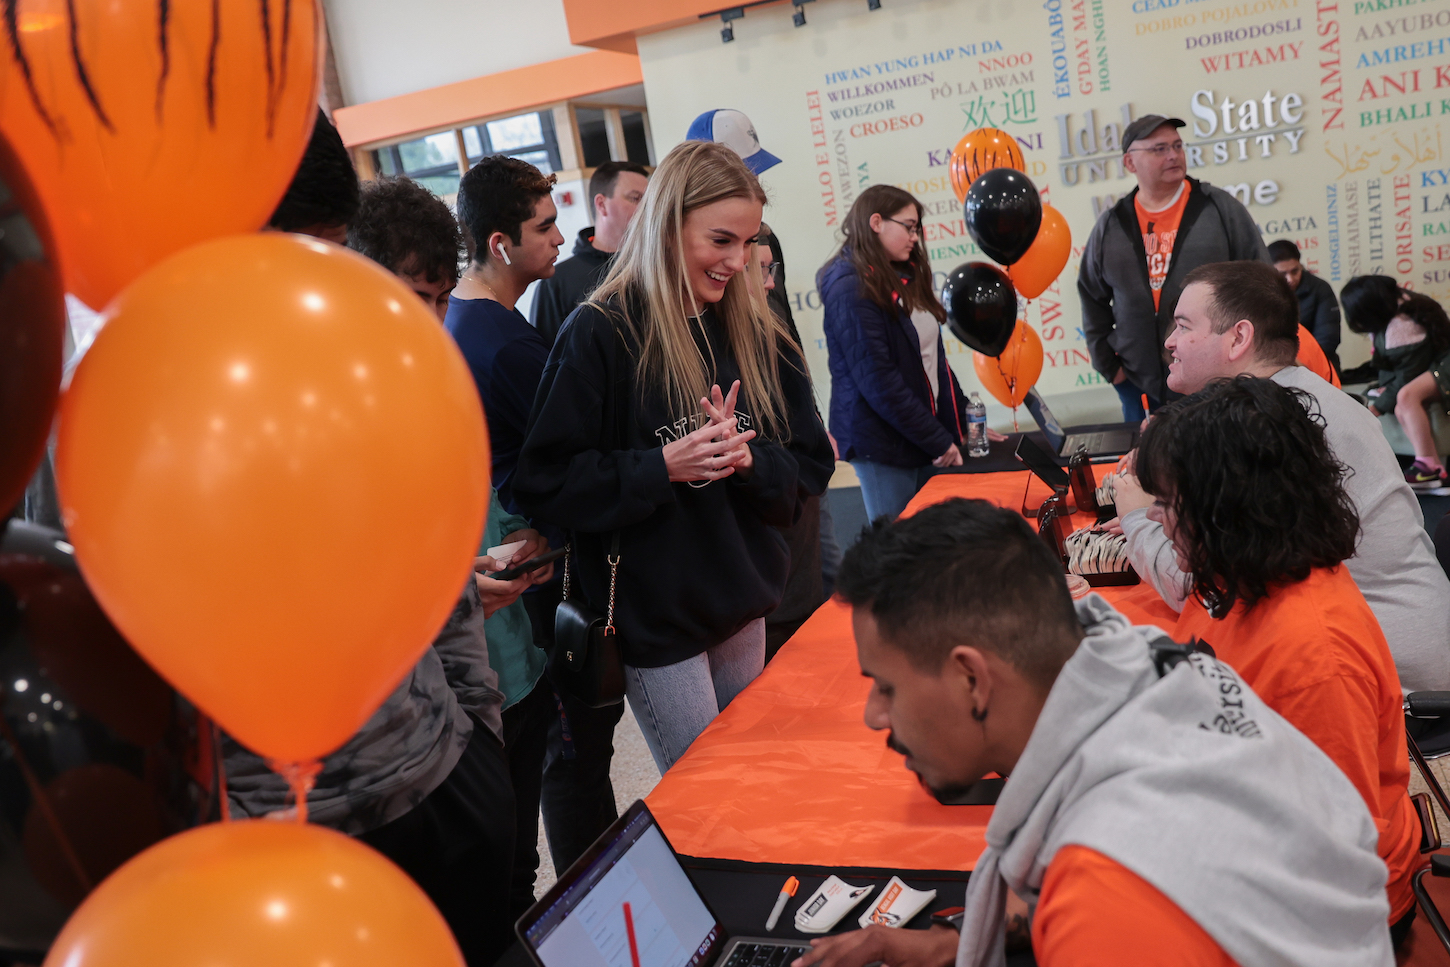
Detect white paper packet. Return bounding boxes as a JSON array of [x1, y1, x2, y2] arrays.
[[794, 876, 875, 934], [856, 876, 937, 928]]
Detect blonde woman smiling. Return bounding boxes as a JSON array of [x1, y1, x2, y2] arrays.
[[514, 141, 834, 772]]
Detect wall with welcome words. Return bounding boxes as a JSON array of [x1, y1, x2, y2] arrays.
[[636, 0, 1448, 413]]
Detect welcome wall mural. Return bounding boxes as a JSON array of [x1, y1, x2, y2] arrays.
[[638, 0, 1449, 404]]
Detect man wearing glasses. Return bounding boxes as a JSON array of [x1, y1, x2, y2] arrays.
[[1078, 114, 1270, 421]]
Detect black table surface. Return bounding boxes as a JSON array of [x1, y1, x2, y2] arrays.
[[919, 424, 1130, 481], [496, 857, 972, 967]]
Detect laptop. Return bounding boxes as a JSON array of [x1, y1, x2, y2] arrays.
[[516, 800, 811, 967], [1022, 389, 1138, 458]]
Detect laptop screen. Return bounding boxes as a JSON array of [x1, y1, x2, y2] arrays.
[[522, 806, 723, 967], [1022, 389, 1067, 453]]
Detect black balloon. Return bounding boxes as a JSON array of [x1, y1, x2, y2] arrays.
[[944, 262, 1018, 357], [0, 519, 191, 943], [963, 168, 1043, 266], [0, 132, 66, 515]]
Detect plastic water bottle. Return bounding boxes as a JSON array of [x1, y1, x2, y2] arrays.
[[966, 393, 990, 458]]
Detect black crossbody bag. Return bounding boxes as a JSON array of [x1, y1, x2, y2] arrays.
[[550, 323, 629, 707], [552, 534, 626, 707]]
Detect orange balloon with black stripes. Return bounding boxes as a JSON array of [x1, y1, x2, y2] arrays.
[[950, 128, 1026, 203], [0, 0, 320, 309]]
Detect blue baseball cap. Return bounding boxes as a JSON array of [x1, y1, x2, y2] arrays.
[[686, 109, 781, 175]]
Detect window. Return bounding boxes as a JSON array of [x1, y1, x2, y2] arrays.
[[575, 107, 611, 168], [375, 131, 463, 197], [466, 111, 562, 174], [370, 110, 563, 199], [620, 111, 652, 165]]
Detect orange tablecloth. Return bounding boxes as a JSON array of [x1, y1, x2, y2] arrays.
[[646, 472, 1180, 872]]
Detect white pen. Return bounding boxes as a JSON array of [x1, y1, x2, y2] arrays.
[[765, 875, 800, 931]]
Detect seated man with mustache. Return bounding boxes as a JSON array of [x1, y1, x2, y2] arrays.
[[796, 498, 1395, 967]]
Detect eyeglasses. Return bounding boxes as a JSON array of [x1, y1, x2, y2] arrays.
[[759, 260, 780, 277], [1127, 140, 1186, 157], [884, 216, 922, 238]]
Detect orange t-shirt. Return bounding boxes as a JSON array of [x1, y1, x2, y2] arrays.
[[1174, 566, 1417, 921], [1136, 184, 1191, 309], [1296, 323, 1342, 387], [1034, 845, 1238, 966]]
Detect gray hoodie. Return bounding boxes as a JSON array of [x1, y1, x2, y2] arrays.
[[1077, 177, 1270, 402], [957, 596, 1392, 967], [223, 577, 505, 834]]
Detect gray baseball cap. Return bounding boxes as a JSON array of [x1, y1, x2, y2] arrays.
[[1122, 115, 1186, 152]]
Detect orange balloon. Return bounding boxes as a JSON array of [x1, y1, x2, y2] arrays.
[[973, 321, 1044, 407], [1007, 204, 1073, 300], [55, 234, 490, 763], [42, 820, 465, 967], [950, 128, 1026, 202], [0, 0, 321, 308]]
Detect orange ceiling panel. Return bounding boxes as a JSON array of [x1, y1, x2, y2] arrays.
[[333, 50, 644, 148]]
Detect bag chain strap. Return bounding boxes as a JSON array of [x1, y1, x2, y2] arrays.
[[605, 553, 619, 636], [562, 542, 572, 600]]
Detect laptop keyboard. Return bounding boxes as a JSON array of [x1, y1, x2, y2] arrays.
[[722, 942, 811, 966]]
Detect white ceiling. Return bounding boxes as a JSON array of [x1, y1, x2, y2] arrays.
[[324, 0, 596, 106]]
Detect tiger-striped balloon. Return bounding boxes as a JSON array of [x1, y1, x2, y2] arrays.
[[950, 128, 1026, 202]]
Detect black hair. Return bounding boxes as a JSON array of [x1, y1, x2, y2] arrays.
[[1181, 261, 1300, 365], [347, 177, 466, 285], [1135, 376, 1360, 618], [835, 498, 1083, 686], [456, 155, 557, 262], [267, 109, 360, 232], [1267, 239, 1301, 263], [1341, 275, 1450, 353], [588, 161, 650, 217]]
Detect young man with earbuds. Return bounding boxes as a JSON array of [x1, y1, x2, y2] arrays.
[[447, 155, 566, 514], [445, 155, 566, 917]]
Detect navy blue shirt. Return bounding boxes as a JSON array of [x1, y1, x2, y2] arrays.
[[445, 296, 550, 513]]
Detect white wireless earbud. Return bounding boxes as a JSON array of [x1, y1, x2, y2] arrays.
[[496, 245, 511, 266]]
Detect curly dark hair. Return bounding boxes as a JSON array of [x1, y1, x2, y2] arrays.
[[1135, 376, 1360, 618], [347, 177, 466, 285], [455, 155, 557, 264], [1341, 274, 1450, 354], [268, 109, 360, 232]]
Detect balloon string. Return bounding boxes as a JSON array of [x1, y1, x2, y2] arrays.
[[270, 759, 322, 823]]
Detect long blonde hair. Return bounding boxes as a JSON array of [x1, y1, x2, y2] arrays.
[[590, 140, 798, 441]]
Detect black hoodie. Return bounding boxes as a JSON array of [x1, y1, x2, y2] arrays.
[[530, 228, 613, 347], [512, 298, 834, 668]]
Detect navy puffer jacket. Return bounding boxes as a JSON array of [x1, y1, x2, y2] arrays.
[[820, 255, 967, 468]]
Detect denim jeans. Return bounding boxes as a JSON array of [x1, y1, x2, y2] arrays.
[[1112, 378, 1161, 423], [624, 618, 766, 773], [851, 460, 924, 522]]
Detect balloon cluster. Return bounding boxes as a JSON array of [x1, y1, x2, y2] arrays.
[[2, 2, 480, 964], [943, 129, 1072, 408]]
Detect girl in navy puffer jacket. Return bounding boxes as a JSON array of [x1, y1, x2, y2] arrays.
[[819, 185, 969, 520]]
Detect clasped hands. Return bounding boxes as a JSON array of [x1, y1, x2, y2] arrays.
[[661, 380, 757, 483]]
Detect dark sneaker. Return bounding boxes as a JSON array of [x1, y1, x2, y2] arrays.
[[1405, 462, 1448, 489]]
